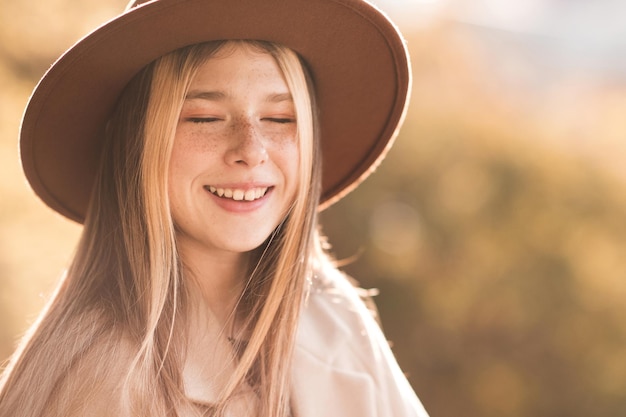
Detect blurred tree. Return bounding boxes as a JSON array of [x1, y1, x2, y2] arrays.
[[321, 24, 626, 417]]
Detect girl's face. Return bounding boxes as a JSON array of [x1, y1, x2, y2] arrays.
[[168, 45, 300, 258]]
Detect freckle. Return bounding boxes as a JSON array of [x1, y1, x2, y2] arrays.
[[230, 118, 245, 131], [187, 131, 222, 153]]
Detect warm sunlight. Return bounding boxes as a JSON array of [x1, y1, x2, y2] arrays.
[[2, 1, 626, 416]]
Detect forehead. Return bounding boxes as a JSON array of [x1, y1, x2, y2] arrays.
[[189, 44, 288, 91]]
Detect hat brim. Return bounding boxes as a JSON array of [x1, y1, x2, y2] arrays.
[[20, 0, 411, 223]]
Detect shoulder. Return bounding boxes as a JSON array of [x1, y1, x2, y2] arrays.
[[293, 264, 430, 417], [296, 264, 384, 369]]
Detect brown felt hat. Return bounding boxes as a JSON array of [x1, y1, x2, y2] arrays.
[[20, 0, 411, 223]]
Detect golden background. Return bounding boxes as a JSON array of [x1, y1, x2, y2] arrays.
[[2, 1, 626, 415]]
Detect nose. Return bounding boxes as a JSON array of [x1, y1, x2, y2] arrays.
[[224, 118, 268, 167]]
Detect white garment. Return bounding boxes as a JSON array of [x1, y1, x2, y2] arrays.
[[291, 268, 430, 417]]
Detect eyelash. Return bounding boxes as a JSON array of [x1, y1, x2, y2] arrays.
[[187, 117, 295, 124], [188, 117, 221, 123], [263, 118, 295, 124]]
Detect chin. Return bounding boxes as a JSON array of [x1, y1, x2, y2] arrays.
[[219, 232, 277, 254]]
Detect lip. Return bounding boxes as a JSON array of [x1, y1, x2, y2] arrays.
[[204, 184, 274, 213]]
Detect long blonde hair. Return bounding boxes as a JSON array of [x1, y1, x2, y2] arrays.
[[0, 40, 322, 417]]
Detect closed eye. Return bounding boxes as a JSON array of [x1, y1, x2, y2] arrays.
[[263, 117, 295, 124], [187, 117, 223, 123]]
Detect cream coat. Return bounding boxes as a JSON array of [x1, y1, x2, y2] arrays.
[[51, 265, 429, 417], [291, 268, 430, 417]]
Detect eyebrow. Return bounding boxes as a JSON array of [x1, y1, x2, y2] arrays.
[[266, 92, 293, 103], [185, 90, 226, 101], [184, 90, 293, 103]]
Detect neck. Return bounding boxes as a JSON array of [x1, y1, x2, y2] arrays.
[[179, 241, 253, 329]]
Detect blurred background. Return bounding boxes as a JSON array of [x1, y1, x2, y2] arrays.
[[1, 0, 626, 415]]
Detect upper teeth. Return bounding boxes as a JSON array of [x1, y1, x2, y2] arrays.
[[207, 186, 268, 201]]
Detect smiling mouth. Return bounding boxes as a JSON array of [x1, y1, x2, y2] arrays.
[[205, 186, 270, 201]]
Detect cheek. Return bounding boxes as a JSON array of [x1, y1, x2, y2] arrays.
[[272, 140, 300, 191], [168, 135, 203, 201], [167, 147, 188, 190], [169, 131, 222, 176], [173, 129, 223, 155]]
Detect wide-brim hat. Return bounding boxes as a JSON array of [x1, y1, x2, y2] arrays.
[[20, 0, 411, 223]]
